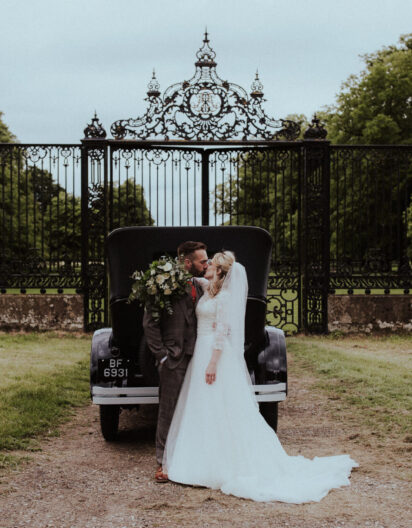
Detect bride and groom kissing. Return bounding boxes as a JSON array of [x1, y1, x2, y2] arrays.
[[143, 240, 358, 503]]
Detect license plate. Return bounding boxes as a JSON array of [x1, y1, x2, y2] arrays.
[[98, 358, 131, 381]]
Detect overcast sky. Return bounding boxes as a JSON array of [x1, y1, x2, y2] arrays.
[[1, 0, 411, 144]]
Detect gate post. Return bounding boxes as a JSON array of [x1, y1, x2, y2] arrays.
[[201, 150, 210, 226], [81, 114, 109, 332], [302, 117, 330, 334]]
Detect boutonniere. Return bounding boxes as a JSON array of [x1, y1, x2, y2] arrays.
[[128, 255, 192, 321]]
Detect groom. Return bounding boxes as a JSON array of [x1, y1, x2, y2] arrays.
[[143, 241, 209, 483]]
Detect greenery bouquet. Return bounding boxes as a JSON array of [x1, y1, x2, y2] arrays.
[[128, 255, 192, 321]]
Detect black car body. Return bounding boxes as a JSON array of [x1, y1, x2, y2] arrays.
[[90, 226, 287, 440]]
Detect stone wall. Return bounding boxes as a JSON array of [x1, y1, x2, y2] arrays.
[[0, 294, 84, 331], [0, 294, 411, 334], [328, 295, 412, 334]]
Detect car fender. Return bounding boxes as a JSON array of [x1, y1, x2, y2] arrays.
[[257, 326, 287, 389], [90, 327, 113, 388]]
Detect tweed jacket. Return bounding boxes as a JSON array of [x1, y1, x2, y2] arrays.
[[142, 279, 204, 370]]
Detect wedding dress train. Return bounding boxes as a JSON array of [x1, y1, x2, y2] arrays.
[[163, 267, 358, 503]]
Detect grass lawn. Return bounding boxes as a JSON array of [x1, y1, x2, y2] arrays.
[[0, 332, 91, 469], [0, 331, 410, 472], [287, 334, 412, 441]]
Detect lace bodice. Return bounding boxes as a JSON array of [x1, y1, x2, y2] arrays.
[[196, 291, 230, 350], [196, 294, 217, 335]]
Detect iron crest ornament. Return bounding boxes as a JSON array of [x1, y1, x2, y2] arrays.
[[84, 112, 107, 139], [111, 32, 301, 141], [303, 114, 328, 140]]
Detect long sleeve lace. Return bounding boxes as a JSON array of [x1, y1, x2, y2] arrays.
[[213, 292, 231, 351]]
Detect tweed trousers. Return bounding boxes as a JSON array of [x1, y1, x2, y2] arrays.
[[156, 354, 191, 465]]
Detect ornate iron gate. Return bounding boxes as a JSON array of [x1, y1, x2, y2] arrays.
[[79, 32, 331, 334], [4, 33, 408, 334], [80, 138, 330, 334]]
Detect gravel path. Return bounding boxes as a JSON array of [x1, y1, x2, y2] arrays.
[[1, 361, 410, 528]]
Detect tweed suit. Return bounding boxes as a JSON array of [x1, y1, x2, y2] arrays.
[[143, 280, 203, 465]]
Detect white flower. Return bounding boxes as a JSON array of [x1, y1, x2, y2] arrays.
[[156, 274, 166, 284], [158, 262, 173, 272], [164, 288, 172, 295]]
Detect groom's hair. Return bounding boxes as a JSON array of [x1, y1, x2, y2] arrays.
[[177, 241, 207, 260]]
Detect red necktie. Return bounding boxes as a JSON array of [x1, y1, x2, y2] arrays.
[[191, 281, 196, 303]]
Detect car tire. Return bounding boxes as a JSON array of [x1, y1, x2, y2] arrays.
[[259, 401, 278, 432], [99, 405, 120, 441]]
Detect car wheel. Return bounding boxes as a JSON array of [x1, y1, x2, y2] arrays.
[[99, 405, 120, 441], [259, 401, 278, 432]]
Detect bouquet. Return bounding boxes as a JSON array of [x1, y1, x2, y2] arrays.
[[128, 255, 192, 321]]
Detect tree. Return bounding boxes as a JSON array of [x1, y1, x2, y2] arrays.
[[325, 34, 412, 145], [0, 111, 16, 143], [216, 35, 412, 269], [322, 35, 412, 267], [214, 141, 301, 263], [1, 110, 154, 250], [111, 178, 154, 228]]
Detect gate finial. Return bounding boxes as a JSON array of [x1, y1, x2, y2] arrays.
[[250, 70, 264, 98], [147, 69, 161, 98], [84, 112, 107, 139], [303, 114, 328, 140]]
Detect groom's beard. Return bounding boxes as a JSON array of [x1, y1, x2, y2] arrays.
[[190, 265, 206, 278]]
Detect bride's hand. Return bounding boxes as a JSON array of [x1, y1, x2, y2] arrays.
[[205, 360, 217, 384]]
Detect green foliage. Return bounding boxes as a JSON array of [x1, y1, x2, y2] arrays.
[[215, 147, 300, 260], [323, 35, 412, 263], [0, 110, 154, 260], [0, 111, 16, 143], [216, 35, 412, 265], [325, 33, 412, 145], [0, 152, 82, 260], [111, 178, 154, 228]]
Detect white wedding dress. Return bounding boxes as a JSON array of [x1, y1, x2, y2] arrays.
[[163, 265, 358, 503]]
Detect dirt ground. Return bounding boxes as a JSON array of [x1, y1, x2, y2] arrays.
[[0, 360, 410, 528]]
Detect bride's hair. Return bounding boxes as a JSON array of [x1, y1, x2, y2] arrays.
[[208, 250, 235, 297]]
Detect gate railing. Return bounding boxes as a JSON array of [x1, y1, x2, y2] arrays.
[[0, 144, 82, 293], [329, 145, 412, 294], [1, 140, 411, 334]]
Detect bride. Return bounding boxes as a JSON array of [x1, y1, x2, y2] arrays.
[[163, 251, 358, 503]]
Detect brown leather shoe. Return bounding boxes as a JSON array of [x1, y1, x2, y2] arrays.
[[155, 466, 169, 483]]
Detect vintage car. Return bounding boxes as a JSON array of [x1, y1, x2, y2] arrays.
[[90, 226, 287, 440]]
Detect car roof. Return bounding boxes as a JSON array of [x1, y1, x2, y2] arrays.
[[106, 226, 272, 302]]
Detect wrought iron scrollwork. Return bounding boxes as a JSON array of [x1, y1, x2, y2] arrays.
[[111, 32, 301, 142], [302, 143, 330, 333], [84, 156, 108, 330]]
